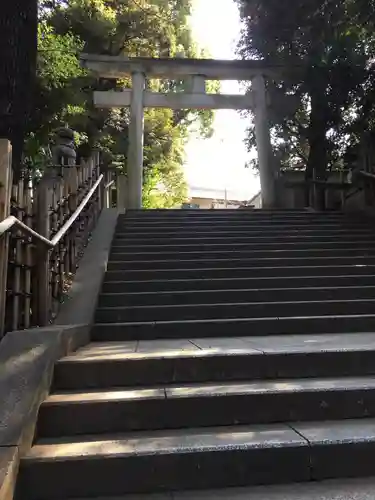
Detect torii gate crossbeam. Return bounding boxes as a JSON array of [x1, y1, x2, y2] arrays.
[[81, 54, 277, 209]]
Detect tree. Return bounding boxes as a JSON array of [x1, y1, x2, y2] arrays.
[[27, 0, 215, 207], [0, 0, 38, 175], [236, 0, 373, 205], [24, 22, 86, 170], [339, 2, 375, 169]]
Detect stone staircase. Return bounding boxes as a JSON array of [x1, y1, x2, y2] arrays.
[[16, 209, 375, 498]]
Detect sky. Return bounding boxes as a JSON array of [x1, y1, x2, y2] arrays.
[[184, 0, 260, 201]]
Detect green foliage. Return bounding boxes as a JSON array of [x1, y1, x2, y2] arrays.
[[24, 22, 86, 167], [28, 0, 216, 207], [236, 0, 375, 181]]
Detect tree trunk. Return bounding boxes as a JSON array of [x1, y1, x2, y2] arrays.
[[0, 0, 37, 178]]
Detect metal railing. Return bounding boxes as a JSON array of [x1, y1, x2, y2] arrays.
[[0, 175, 103, 246], [0, 141, 124, 338]]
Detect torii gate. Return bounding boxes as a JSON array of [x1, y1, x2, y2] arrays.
[[81, 54, 279, 209]]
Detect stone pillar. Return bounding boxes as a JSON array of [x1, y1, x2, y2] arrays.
[[191, 76, 206, 93], [252, 74, 276, 208], [127, 72, 145, 209], [116, 174, 127, 212]]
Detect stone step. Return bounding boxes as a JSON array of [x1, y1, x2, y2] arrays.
[[91, 314, 375, 341], [97, 285, 375, 307], [38, 376, 375, 437], [117, 219, 363, 228], [111, 234, 375, 245], [109, 247, 375, 261], [107, 255, 375, 271], [121, 208, 345, 214], [169, 478, 375, 500], [113, 227, 373, 238], [110, 239, 375, 252], [101, 274, 375, 294], [118, 222, 357, 231], [120, 210, 345, 219], [39, 477, 375, 500], [53, 333, 375, 390], [95, 298, 375, 323], [19, 419, 375, 498], [111, 232, 375, 245], [19, 210, 375, 500], [121, 209, 337, 215], [102, 264, 375, 282]]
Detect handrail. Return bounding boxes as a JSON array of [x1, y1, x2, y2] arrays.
[[0, 216, 53, 246], [0, 174, 104, 248], [51, 174, 103, 246], [359, 170, 375, 180]]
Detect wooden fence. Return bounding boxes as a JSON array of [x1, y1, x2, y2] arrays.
[[0, 139, 124, 338]]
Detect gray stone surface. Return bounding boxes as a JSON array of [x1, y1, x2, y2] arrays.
[[246, 332, 375, 353], [191, 337, 262, 352], [56, 209, 118, 326], [0, 324, 90, 499], [27, 424, 307, 459], [46, 387, 165, 404], [136, 339, 199, 353], [173, 477, 375, 499], [64, 496, 172, 500], [62, 341, 138, 361], [291, 418, 375, 445], [0, 324, 89, 450], [40, 478, 375, 499], [0, 447, 18, 500], [65, 332, 375, 360], [165, 376, 375, 399]]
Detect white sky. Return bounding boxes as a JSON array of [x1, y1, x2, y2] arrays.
[[185, 0, 260, 200]]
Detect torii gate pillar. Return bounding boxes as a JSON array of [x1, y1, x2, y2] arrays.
[[252, 74, 275, 209], [127, 72, 145, 210], [126, 73, 276, 210], [81, 54, 281, 209]]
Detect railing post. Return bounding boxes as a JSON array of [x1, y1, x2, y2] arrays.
[[0, 140, 12, 336], [12, 173, 25, 331], [92, 153, 101, 222], [105, 170, 111, 209], [98, 167, 104, 212], [68, 166, 79, 272], [36, 176, 52, 326]]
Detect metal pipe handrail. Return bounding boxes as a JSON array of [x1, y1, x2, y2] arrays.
[[0, 216, 53, 246], [51, 174, 103, 246], [359, 170, 375, 180], [0, 174, 104, 248], [104, 179, 115, 189]]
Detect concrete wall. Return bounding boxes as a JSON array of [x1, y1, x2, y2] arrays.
[[277, 171, 366, 210], [190, 197, 214, 209]]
